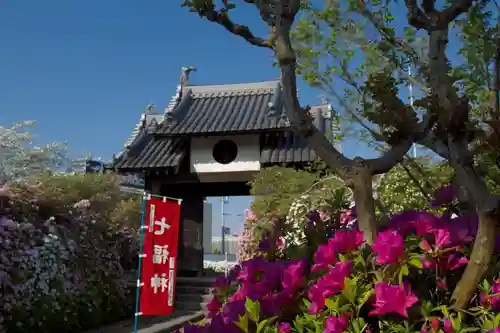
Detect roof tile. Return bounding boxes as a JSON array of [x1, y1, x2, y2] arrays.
[[115, 137, 186, 170], [260, 132, 317, 164], [156, 81, 289, 135]]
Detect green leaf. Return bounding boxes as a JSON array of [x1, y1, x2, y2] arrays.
[[302, 298, 312, 309], [313, 319, 323, 333], [398, 264, 409, 284], [245, 297, 260, 323], [235, 314, 249, 333], [325, 297, 338, 311], [256, 316, 278, 333], [342, 277, 357, 303], [357, 289, 374, 307], [294, 317, 304, 333], [408, 257, 423, 269]]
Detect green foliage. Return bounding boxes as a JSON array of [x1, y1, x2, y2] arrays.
[[250, 162, 343, 218], [240, 165, 351, 261], [249, 166, 321, 220], [9, 172, 141, 229], [109, 195, 142, 229], [1, 174, 139, 332], [378, 158, 454, 212]]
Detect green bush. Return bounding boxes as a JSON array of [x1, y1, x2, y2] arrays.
[[240, 165, 349, 262], [1, 174, 139, 332], [10, 173, 141, 228]]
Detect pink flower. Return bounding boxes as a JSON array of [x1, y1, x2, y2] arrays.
[[276, 237, 286, 250], [206, 296, 222, 317], [279, 322, 292, 333], [443, 319, 453, 333], [371, 230, 405, 265], [429, 185, 457, 208], [282, 260, 306, 295], [434, 228, 453, 249], [308, 261, 352, 313], [329, 230, 364, 254], [312, 243, 337, 272], [444, 253, 468, 271], [369, 282, 418, 318], [324, 315, 349, 333], [319, 211, 331, 222], [481, 279, 500, 310], [388, 211, 440, 236], [244, 209, 256, 221]]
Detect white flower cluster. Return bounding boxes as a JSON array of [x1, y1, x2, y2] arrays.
[[203, 260, 237, 273], [284, 194, 312, 246]]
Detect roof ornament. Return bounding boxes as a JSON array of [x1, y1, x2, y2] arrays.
[[146, 103, 155, 114], [140, 112, 147, 128], [319, 94, 329, 105], [318, 94, 333, 113], [180, 66, 196, 87]]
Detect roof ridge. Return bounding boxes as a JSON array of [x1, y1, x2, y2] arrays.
[[188, 80, 279, 94]]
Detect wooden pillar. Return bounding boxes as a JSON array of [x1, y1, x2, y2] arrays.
[[178, 194, 204, 277], [161, 183, 204, 277]]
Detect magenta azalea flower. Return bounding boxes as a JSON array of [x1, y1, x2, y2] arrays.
[[371, 230, 405, 265], [443, 319, 453, 333], [388, 211, 441, 236], [312, 242, 338, 272], [329, 229, 365, 254], [324, 315, 349, 333], [278, 322, 292, 333], [481, 279, 500, 311], [214, 276, 231, 289], [283, 260, 306, 295], [429, 185, 457, 208], [369, 282, 418, 318], [308, 261, 352, 313], [206, 296, 222, 318]]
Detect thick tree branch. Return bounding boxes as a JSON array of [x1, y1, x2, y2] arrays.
[[447, 136, 499, 309], [183, 1, 273, 48], [406, 0, 430, 29], [367, 140, 413, 175], [279, 58, 352, 178], [441, 0, 475, 23]]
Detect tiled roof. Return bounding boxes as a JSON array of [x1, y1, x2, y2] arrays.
[[116, 113, 164, 159], [260, 132, 318, 164], [114, 135, 187, 170], [156, 81, 292, 135]]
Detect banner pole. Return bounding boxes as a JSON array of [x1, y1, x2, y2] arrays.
[[133, 192, 148, 333]]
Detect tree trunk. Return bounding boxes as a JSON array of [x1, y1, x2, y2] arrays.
[[451, 214, 497, 309], [448, 138, 499, 308], [351, 166, 378, 245]]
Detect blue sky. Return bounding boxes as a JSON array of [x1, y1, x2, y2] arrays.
[[0, 0, 417, 236]]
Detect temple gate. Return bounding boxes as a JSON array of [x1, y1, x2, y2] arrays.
[[114, 67, 338, 277]]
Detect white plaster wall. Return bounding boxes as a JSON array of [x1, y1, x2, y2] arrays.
[[190, 135, 261, 174], [203, 201, 213, 253]]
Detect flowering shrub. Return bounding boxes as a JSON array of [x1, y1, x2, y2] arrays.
[[181, 187, 500, 333], [204, 260, 238, 273], [0, 183, 139, 332], [238, 183, 351, 263]]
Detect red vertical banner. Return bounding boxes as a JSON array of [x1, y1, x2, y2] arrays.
[[139, 197, 181, 316]]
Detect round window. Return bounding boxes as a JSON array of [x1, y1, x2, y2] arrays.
[[212, 139, 238, 164]]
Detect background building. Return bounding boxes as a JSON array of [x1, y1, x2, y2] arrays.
[[203, 201, 213, 253], [211, 235, 240, 255]]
